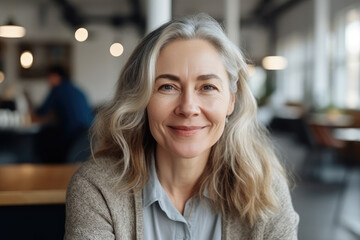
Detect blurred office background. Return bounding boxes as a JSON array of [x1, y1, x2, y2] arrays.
[[0, 0, 360, 239]]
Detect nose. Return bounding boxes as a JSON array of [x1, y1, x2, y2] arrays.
[[175, 90, 200, 118]]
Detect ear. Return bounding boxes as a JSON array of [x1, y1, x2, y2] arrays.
[[227, 93, 235, 116]]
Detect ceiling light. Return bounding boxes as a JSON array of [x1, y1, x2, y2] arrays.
[[75, 27, 88, 42], [0, 71, 5, 83], [20, 51, 34, 69], [110, 43, 124, 57], [262, 56, 288, 70], [0, 19, 26, 38]]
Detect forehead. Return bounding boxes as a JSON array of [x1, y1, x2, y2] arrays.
[[156, 39, 226, 74], [159, 38, 219, 57]]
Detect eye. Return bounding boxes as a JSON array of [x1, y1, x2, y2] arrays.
[[158, 84, 176, 92], [202, 85, 217, 91]]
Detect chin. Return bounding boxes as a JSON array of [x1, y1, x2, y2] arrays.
[[172, 145, 210, 159]]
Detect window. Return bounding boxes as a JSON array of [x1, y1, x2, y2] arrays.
[[333, 6, 360, 109], [274, 33, 313, 106]]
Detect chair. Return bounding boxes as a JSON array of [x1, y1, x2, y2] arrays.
[[300, 120, 347, 183]]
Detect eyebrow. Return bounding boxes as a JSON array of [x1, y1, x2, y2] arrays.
[[155, 73, 223, 81], [197, 74, 222, 81], [155, 74, 180, 81]]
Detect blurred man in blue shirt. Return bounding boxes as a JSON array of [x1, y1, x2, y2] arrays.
[[32, 65, 94, 163]]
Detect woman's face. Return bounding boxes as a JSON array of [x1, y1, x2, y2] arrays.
[[147, 39, 235, 160]]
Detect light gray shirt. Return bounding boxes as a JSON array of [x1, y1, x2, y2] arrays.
[[142, 158, 222, 240]]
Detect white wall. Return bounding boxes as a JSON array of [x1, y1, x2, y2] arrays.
[[0, 1, 140, 107]]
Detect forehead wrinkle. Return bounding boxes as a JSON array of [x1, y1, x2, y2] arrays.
[[197, 74, 223, 82]]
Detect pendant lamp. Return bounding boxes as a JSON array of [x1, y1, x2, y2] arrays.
[[0, 19, 26, 38]]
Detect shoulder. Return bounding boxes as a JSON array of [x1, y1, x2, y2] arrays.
[[67, 156, 136, 215], [67, 156, 129, 202], [65, 157, 139, 239], [55, 82, 76, 94], [70, 156, 117, 183], [273, 170, 293, 205], [224, 170, 299, 240], [262, 170, 299, 239]]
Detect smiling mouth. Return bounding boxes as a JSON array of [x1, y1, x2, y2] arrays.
[[168, 126, 205, 136]]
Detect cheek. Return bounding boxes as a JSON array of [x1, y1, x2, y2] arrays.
[[147, 100, 161, 126], [200, 96, 231, 118], [147, 97, 173, 128], [146, 105, 162, 141]]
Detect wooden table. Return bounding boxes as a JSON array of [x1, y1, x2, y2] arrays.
[[309, 113, 354, 128], [0, 164, 80, 206]]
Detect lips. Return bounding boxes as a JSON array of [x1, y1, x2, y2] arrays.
[[168, 125, 205, 136]]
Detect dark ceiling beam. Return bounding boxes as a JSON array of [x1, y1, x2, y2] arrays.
[[240, 0, 275, 26], [127, 0, 146, 34], [253, 0, 275, 17], [53, 0, 85, 28], [83, 14, 141, 28], [52, 0, 145, 32], [264, 0, 309, 22], [241, 0, 308, 26]]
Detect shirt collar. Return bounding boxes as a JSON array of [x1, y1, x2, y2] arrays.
[[142, 154, 162, 208], [142, 154, 212, 209]]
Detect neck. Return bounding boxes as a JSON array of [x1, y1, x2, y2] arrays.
[[155, 146, 209, 213]]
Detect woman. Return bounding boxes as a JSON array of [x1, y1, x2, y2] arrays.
[[65, 13, 299, 239]]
